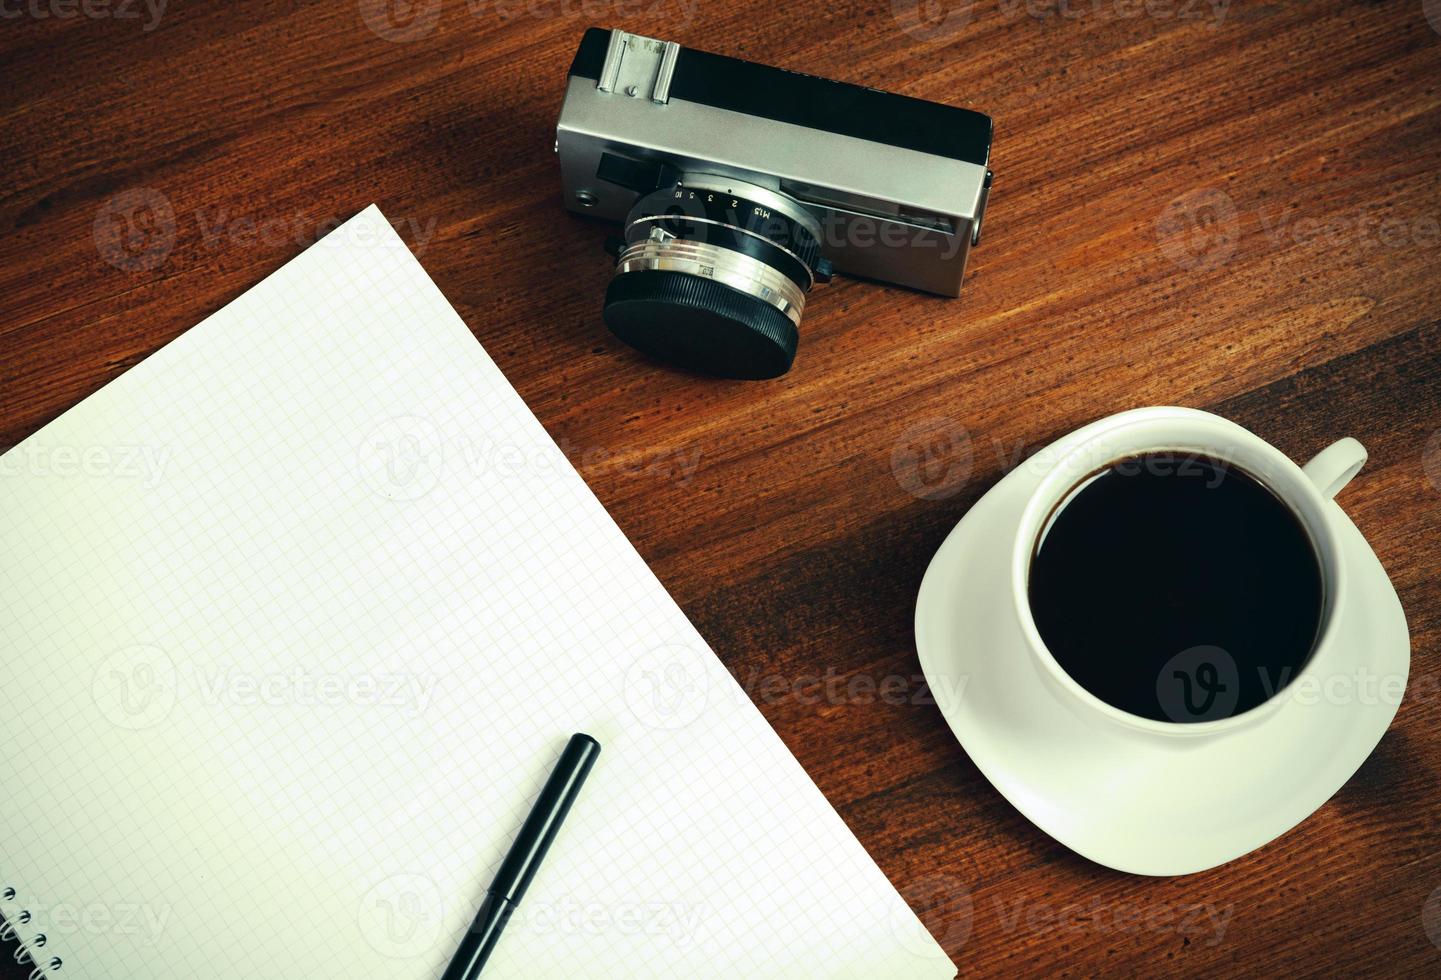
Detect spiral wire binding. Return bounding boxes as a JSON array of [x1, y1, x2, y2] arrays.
[[0, 886, 62, 980]]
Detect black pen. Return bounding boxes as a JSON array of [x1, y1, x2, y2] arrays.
[[440, 732, 601, 979]]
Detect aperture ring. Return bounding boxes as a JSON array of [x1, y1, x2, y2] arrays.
[[625, 215, 816, 291], [614, 239, 806, 326], [629, 185, 823, 274]]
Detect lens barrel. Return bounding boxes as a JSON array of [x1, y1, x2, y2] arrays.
[[602, 176, 827, 380]]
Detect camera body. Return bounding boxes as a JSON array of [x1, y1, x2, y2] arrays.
[[556, 28, 994, 378]]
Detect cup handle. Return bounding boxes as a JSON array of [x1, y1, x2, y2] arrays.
[[1301, 437, 1367, 500]]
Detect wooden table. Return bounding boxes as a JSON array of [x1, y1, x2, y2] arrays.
[[3, 2, 1438, 976]]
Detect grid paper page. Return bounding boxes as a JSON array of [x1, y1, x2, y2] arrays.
[[0, 205, 954, 979]]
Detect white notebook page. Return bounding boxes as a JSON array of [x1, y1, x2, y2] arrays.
[[0, 205, 954, 979]]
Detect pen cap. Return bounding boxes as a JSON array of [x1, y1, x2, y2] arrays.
[[491, 733, 601, 904]]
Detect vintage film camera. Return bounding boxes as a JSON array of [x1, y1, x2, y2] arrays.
[[556, 28, 994, 379]]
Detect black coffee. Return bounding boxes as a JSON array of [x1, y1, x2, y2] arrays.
[[1027, 452, 1322, 723]]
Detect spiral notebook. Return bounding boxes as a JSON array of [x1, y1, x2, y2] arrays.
[[0, 206, 954, 979]]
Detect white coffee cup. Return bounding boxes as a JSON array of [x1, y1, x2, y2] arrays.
[[915, 405, 1406, 873], [1010, 406, 1367, 737]]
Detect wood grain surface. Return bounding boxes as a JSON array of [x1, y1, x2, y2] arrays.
[[3, 1, 1439, 976]]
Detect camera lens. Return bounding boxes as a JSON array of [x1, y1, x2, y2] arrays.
[[602, 176, 827, 380]]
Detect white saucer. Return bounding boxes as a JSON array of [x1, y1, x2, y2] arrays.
[[914, 457, 1409, 876]]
